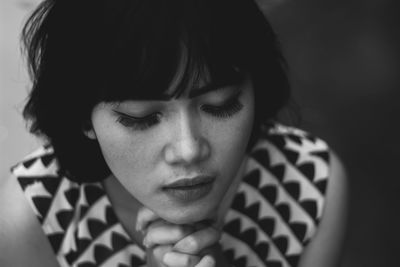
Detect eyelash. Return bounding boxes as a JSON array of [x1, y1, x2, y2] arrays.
[[116, 113, 161, 131], [200, 98, 243, 118], [116, 96, 243, 130]]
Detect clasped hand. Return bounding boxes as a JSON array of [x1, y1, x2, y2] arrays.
[[136, 207, 221, 267]]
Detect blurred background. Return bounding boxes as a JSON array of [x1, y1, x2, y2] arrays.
[[0, 0, 399, 266]]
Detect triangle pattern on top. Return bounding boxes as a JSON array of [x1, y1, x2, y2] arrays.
[[11, 122, 331, 267]]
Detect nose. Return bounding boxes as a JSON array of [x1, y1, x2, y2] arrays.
[[163, 112, 210, 166]]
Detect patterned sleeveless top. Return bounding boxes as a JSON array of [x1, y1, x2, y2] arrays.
[[11, 123, 331, 267]]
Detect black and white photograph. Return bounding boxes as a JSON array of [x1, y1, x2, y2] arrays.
[[0, 0, 398, 266]]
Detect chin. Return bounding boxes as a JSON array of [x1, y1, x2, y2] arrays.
[[160, 200, 219, 225]]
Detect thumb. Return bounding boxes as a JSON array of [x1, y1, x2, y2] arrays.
[[136, 206, 160, 233]]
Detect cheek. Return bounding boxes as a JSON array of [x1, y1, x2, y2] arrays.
[[210, 104, 254, 165], [225, 94, 254, 149], [95, 130, 162, 202], [94, 124, 154, 180]]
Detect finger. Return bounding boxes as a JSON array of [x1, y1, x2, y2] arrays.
[[195, 255, 215, 267], [136, 206, 160, 232], [163, 251, 201, 267], [173, 226, 221, 254], [144, 221, 194, 248], [146, 244, 173, 267]]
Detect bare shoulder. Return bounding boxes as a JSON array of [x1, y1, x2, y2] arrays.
[[298, 151, 349, 267], [0, 174, 58, 267]]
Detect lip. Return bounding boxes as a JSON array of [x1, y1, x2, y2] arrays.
[[164, 175, 216, 188], [162, 175, 216, 202]]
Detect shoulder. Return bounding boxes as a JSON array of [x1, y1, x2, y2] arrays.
[[255, 122, 346, 205], [257, 122, 330, 161], [11, 145, 58, 178], [0, 146, 60, 266], [223, 123, 346, 266], [252, 123, 348, 266], [297, 151, 348, 267], [250, 122, 347, 239], [250, 123, 332, 220]]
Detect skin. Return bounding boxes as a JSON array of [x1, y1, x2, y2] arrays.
[[137, 207, 224, 267], [0, 90, 348, 267], [86, 76, 255, 225], [0, 149, 347, 267], [85, 74, 255, 266], [0, 58, 348, 267]]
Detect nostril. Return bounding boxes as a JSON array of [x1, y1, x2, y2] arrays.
[[164, 137, 210, 165]]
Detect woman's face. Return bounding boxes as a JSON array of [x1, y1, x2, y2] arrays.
[[88, 76, 255, 224]]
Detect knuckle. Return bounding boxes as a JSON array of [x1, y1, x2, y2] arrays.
[[163, 252, 195, 267], [212, 228, 222, 241], [202, 227, 220, 245], [145, 219, 161, 232], [206, 226, 221, 242], [173, 226, 188, 238], [184, 235, 199, 251], [154, 244, 172, 259], [136, 207, 159, 231], [208, 225, 219, 234], [203, 255, 216, 267], [181, 254, 191, 266]]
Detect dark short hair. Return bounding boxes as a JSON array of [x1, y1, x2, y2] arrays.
[[22, 0, 290, 182]]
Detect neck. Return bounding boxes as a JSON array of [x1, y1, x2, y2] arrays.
[[102, 175, 145, 249], [214, 155, 248, 228]]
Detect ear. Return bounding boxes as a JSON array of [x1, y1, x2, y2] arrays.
[[84, 129, 97, 140], [82, 121, 97, 140]]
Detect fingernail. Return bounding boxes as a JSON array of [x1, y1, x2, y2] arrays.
[[162, 252, 175, 265], [142, 237, 149, 248], [203, 255, 216, 265], [135, 221, 141, 232]]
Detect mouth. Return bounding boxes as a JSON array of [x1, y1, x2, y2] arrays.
[[162, 175, 216, 202]]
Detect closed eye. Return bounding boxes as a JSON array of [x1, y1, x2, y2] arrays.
[[201, 92, 243, 118], [114, 111, 161, 130]]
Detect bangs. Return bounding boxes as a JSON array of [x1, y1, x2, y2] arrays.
[[22, 0, 289, 180], [96, 0, 255, 102]]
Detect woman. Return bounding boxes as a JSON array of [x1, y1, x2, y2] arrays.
[[0, 0, 347, 266]]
